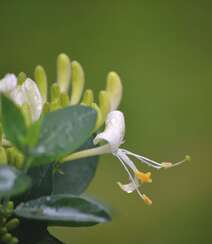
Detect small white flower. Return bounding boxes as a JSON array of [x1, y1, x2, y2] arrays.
[[94, 110, 188, 205], [0, 74, 17, 93], [0, 74, 43, 122]]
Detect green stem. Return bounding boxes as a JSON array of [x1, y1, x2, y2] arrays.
[[61, 144, 111, 163], [23, 157, 33, 173]]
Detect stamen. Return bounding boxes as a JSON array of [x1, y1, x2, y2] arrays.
[[135, 171, 152, 183], [161, 155, 191, 169], [116, 154, 145, 200], [143, 194, 152, 205], [121, 149, 190, 170]]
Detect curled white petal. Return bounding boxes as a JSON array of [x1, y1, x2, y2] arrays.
[[93, 110, 125, 153], [9, 78, 43, 122], [21, 78, 43, 121], [9, 86, 25, 105], [0, 74, 17, 93], [117, 178, 139, 193]]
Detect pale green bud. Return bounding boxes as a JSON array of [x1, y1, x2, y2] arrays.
[[106, 71, 123, 111], [5, 218, 19, 231], [7, 201, 14, 210], [60, 93, 69, 107], [42, 102, 50, 114], [91, 103, 102, 131], [98, 90, 111, 127], [51, 83, 60, 102], [17, 72, 27, 85], [6, 148, 24, 169], [34, 65, 48, 102], [81, 89, 94, 106], [50, 100, 61, 111], [0, 147, 7, 165], [0, 227, 7, 235], [0, 124, 3, 146], [14, 152, 24, 169], [9, 237, 19, 244], [57, 53, 71, 93], [70, 61, 85, 105], [1, 233, 12, 242]]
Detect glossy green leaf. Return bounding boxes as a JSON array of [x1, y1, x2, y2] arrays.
[[15, 194, 111, 227], [0, 166, 31, 197], [37, 231, 64, 244], [31, 105, 96, 166], [26, 117, 43, 148], [53, 137, 98, 195], [13, 220, 63, 244], [21, 164, 53, 202], [1, 95, 27, 150]]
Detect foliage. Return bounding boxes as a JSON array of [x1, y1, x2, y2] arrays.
[[0, 94, 111, 243]]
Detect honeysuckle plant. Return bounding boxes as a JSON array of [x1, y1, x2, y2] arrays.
[[0, 53, 190, 244]]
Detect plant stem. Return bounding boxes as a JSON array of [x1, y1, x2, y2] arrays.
[[61, 144, 111, 163]]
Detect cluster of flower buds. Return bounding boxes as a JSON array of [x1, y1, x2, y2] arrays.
[[0, 53, 190, 206], [0, 201, 19, 244], [34, 53, 122, 131]]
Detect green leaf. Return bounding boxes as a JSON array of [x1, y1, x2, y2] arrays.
[[31, 105, 96, 166], [19, 164, 53, 202], [15, 194, 111, 227], [37, 231, 64, 244], [1, 95, 27, 150], [0, 166, 31, 197], [13, 219, 63, 244], [26, 117, 43, 148], [53, 137, 98, 195]]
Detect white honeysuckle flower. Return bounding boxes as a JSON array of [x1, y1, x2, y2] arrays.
[[0, 74, 43, 122], [0, 74, 17, 93], [93, 110, 189, 205], [19, 78, 43, 122], [94, 111, 125, 153]]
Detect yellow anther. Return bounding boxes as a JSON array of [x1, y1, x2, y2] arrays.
[[161, 162, 173, 168], [135, 171, 152, 183], [143, 194, 152, 205], [81, 89, 94, 106]]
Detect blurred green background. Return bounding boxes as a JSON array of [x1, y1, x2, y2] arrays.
[[0, 0, 211, 243]]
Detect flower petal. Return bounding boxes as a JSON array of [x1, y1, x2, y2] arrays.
[[21, 78, 43, 122], [117, 177, 139, 193], [0, 74, 17, 93], [93, 110, 125, 152]]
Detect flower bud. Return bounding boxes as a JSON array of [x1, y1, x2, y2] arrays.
[[91, 103, 102, 131], [57, 53, 71, 93], [106, 72, 123, 111], [98, 90, 110, 127], [34, 65, 48, 102], [0, 147, 7, 165], [60, 93, 69, 107], [81, 89, 94, 106], [70, 61, 85, 105], [5, 218, 20, 231], [17, 72, 27, 85], [51, 83, 60, 102]]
